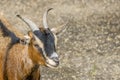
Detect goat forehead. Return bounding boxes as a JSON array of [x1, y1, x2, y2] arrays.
[[34, 30, 56, 56], [34, 30, 55, 44]]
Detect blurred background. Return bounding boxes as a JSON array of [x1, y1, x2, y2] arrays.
[[0, 0, 120, 80]]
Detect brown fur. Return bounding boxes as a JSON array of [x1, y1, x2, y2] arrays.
[[0, 14, 46, 80], [6, 42, 45, 80]]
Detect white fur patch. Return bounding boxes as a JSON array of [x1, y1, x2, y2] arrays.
[[23, 35, 30, 44]]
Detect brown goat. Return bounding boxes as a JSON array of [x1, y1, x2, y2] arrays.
[[0, 8, 62, 80]]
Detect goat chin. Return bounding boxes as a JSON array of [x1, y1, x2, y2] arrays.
[[46, 59, 59, 68], [46, 63, 58, 69]]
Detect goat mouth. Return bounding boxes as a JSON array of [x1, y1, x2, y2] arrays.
[[46, 58, 59, 68], [46, 63, 58, 68]]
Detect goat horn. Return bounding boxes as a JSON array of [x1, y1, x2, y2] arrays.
[[43, 8, 53, 29], [17, 15, 39, 31]]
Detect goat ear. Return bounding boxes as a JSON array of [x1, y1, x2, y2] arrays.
[[28, 31, 34, 38], [20, 35, 30, 44], [20, 39, 27, 45], [51, 21, 68, 35]]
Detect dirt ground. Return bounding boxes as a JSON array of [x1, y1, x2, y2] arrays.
[[0, 0, 120, 80]]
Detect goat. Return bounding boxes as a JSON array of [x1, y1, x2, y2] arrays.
[[0, 8, 62, 80]]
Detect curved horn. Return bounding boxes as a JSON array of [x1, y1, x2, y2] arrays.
[[17, 15, 39, 31], [43, 8, 53, 29]]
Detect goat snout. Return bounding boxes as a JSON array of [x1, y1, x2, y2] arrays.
[[51, 57, 59, 66]]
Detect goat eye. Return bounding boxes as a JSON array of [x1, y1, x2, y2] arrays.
[[34, 44, 39, 48]]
